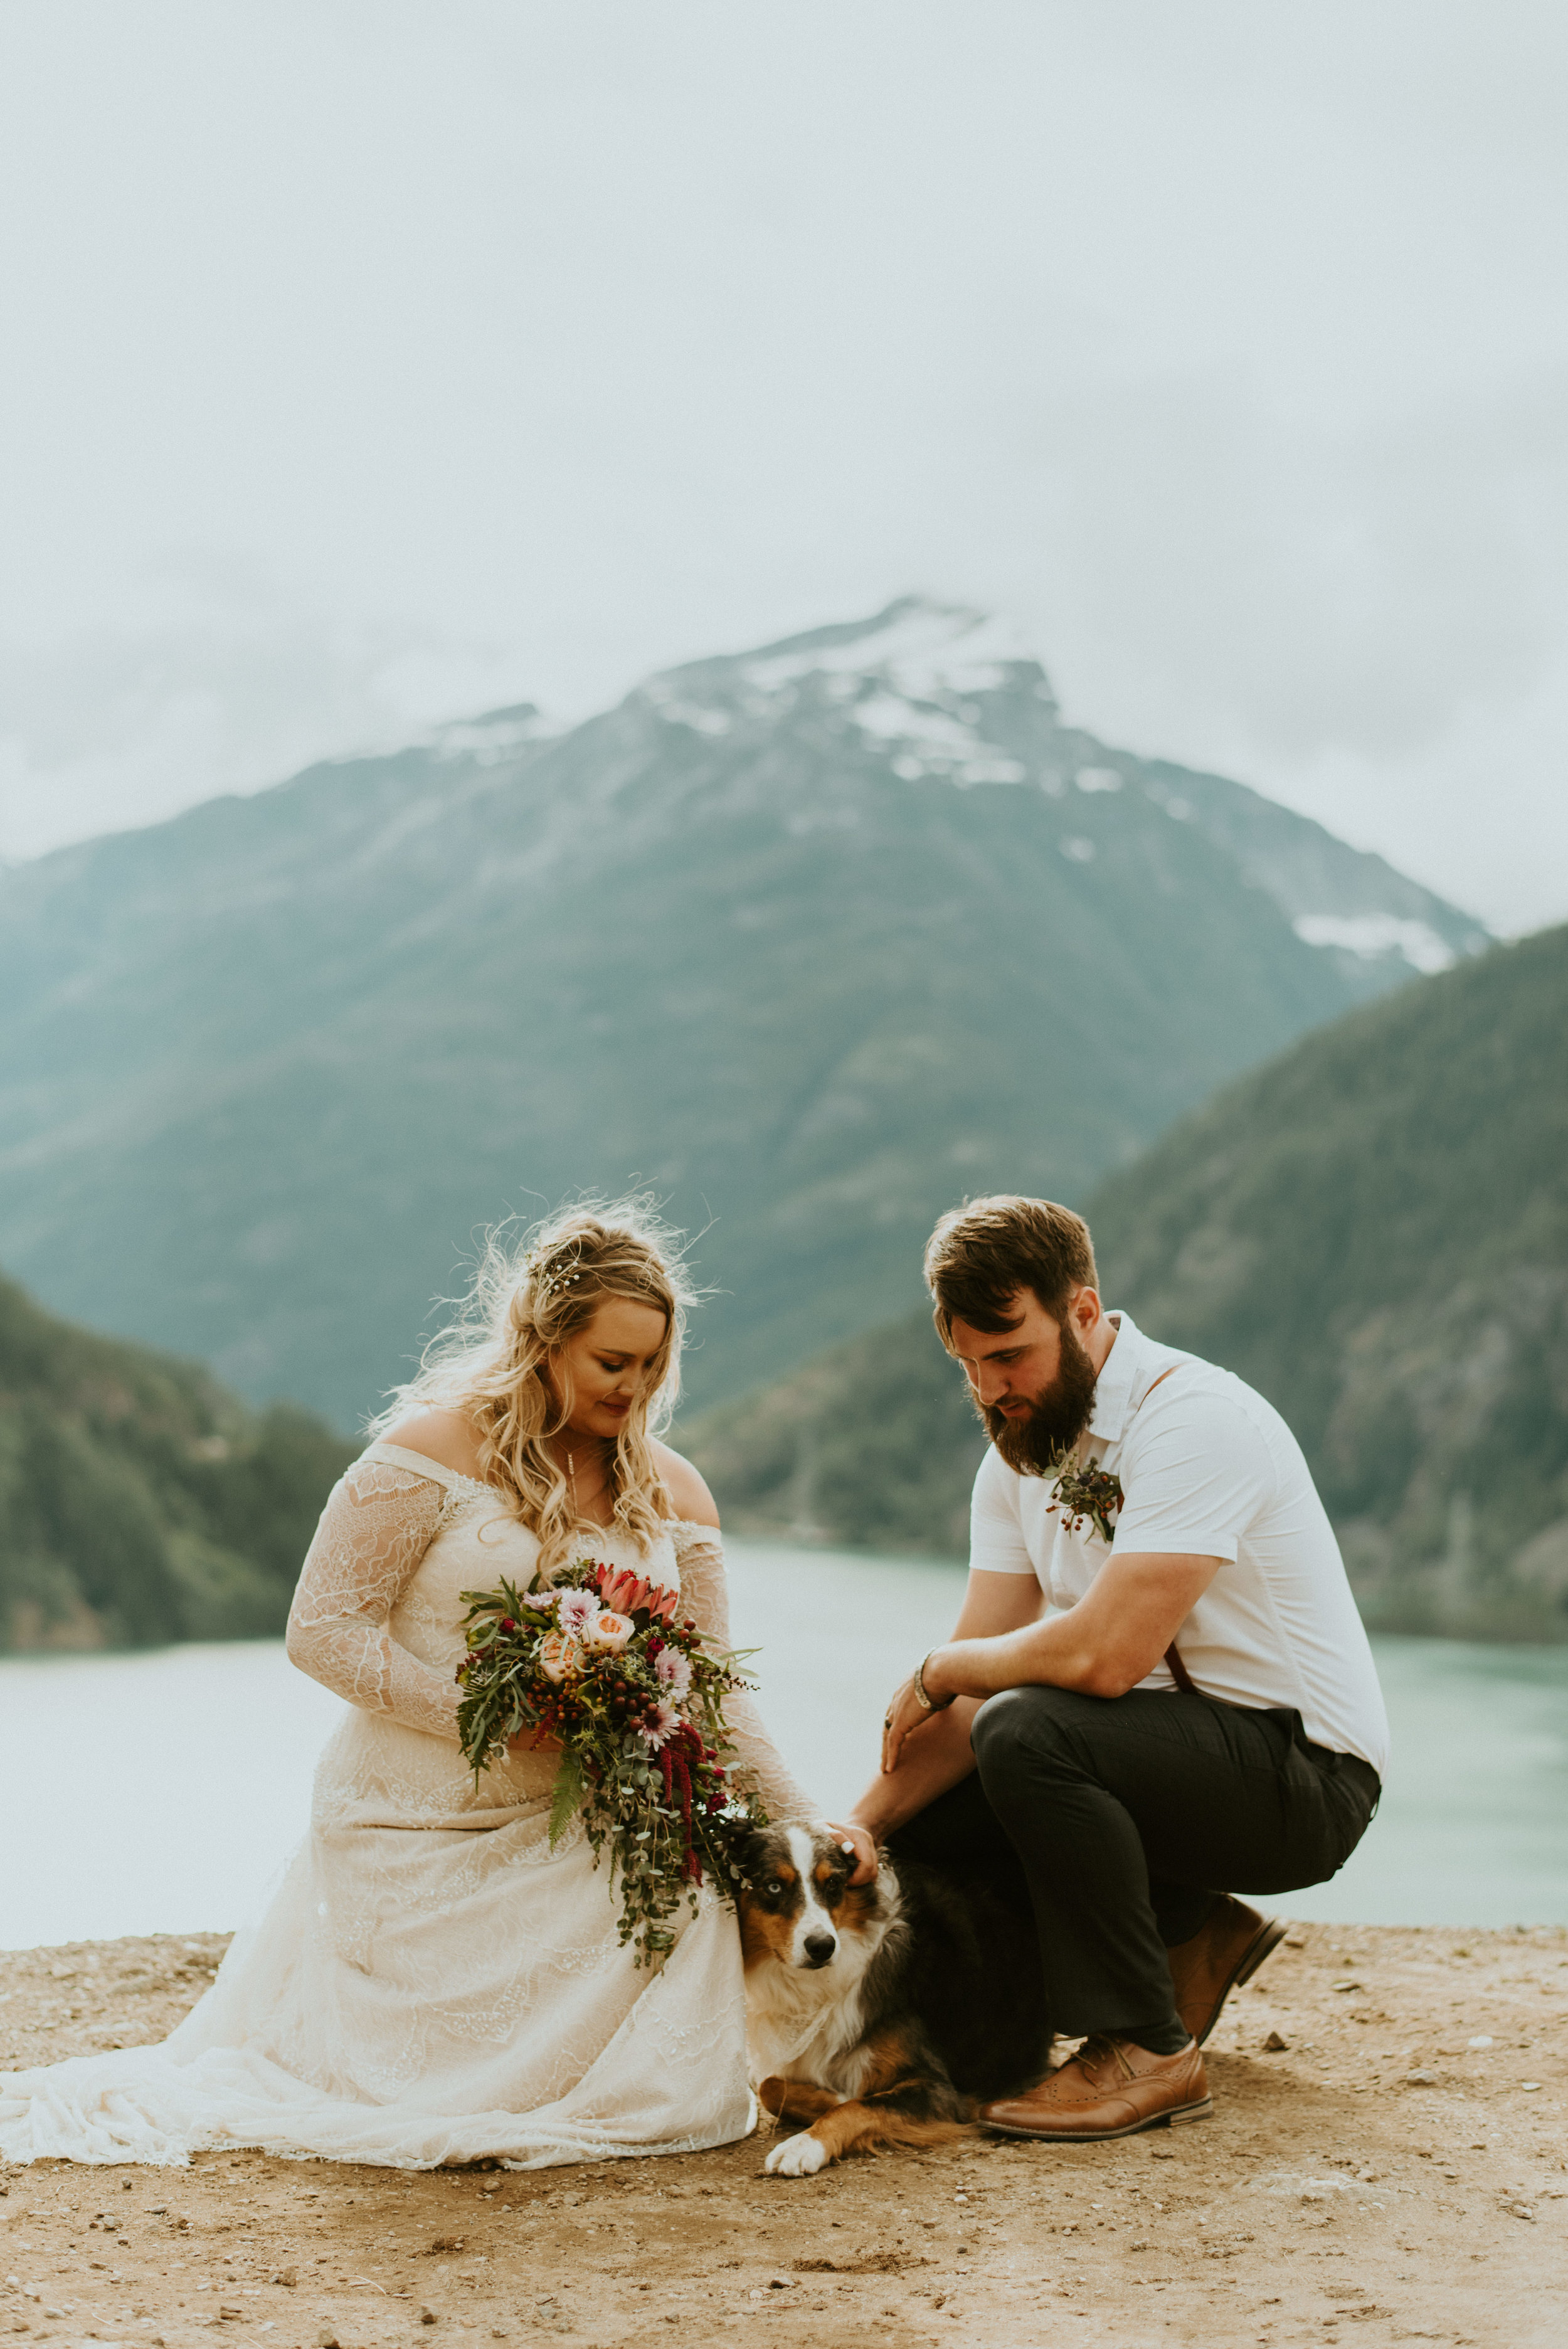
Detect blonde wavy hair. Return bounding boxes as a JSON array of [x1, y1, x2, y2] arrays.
[[373, 1199, 698, 1579]]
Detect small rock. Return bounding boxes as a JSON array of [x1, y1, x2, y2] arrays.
[[1403, 2069, 1436, 2086], [1467, 2035, 1493, 2050], [1332, 1980, 1362, 1994], [1283, 1934, 1305, 1949], [767, 2277, 792, 2289], [1510, 2204, 1535, 2221], [1522, 2082, 1542, 2092], [1263, 2030, 1291, 2052], [418, 2313, 438, 2329], [268, 2268, 297, 2288], [315, 2331, 340, 2349]]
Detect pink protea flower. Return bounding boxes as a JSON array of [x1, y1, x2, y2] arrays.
[[640, 1700, 681, 1751], [598, 1567, 680, 1624], [654, 1646, 692, 1703]]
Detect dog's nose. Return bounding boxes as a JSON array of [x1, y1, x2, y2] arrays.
[[803, 1931, 837, 1968]]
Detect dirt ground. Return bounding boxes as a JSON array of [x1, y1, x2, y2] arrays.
[[1, 1922, 1564, 2349]]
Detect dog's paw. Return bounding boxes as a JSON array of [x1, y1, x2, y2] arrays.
[[765, 2129, 831, 2178]]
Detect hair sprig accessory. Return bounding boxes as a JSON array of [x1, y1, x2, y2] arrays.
[[526, 1245, 586, 1308]]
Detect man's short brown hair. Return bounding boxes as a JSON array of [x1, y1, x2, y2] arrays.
[[924, 1194, 1099, 1343]]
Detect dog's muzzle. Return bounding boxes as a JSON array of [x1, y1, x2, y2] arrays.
[[802, 1931, 837, 1969]]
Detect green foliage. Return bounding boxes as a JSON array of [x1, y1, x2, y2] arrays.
[[1091, 922, 1568, 1640], [692, 926, 1568, 1641], [455, 1564, 766, 1964], [0, 1270, 356, 1653]]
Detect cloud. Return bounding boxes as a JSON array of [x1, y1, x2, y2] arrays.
[[0, 565, 542, 861], [1, 1, 1566, 936]]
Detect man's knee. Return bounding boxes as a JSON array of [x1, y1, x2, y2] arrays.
[[971, 1684, 1095, 1799]]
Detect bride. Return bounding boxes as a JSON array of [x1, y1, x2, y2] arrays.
[[0, 1204, 820, 2170]]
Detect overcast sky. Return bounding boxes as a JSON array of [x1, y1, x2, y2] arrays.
[[1, 1, 1564, 933]]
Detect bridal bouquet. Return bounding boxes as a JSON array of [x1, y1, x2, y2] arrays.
[[455, 1560, 766, 1965]]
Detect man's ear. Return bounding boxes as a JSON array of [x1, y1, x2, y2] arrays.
[[1069, 1285, 1103, 1334]]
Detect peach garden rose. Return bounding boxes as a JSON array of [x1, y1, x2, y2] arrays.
[[587, 1609, 634, 1654]]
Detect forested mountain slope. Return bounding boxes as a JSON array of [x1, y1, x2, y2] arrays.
[[0, 601, 1483, 1429], [689, 925, 1568, 1639], [0, 1273, 354, 1652]]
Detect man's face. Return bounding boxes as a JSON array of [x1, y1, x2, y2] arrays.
[[947, 1286, 1102, 1475]]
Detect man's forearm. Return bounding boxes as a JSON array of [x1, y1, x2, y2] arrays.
[[923, 1613, 1107, 1702], [919, 1552, 1217, 1704], [847, 1699, 981, 1842]]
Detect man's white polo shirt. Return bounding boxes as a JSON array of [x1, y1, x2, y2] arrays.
[[968, 1310, 1391, 1776]]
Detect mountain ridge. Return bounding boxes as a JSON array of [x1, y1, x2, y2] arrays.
[[0, 598, 1485, 1431], [687, 922, 1568, 1640], [0, 1268, 354, 1653]]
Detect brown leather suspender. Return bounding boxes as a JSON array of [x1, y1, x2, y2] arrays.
[[1162, 1641, 1198, 1694]]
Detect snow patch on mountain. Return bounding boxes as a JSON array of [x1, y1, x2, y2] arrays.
[[744, 599, 1039, 703], [1293, 913, 1457, 975], [427, 705, 557, 764]]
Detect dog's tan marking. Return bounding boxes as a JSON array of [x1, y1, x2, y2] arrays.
[[829, 1879, 882, 1937], [740, 1904, 797, 1970], [757, 2076, 840, 2125]]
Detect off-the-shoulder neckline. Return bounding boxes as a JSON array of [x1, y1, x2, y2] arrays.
[[364, 1439, 497, 1495], [359, 1445, 722, 1542]]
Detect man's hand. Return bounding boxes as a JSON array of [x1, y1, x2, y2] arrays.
[[825, 1820, 878, 1885], [880, 1670, 943, 1774]]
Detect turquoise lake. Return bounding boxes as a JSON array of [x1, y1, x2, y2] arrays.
[[2, 1539, 1565, 1948]]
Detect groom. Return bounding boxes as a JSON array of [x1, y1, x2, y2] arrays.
[[834, 1194, 1388, 2141]]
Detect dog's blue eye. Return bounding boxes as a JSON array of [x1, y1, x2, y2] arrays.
[[765, 1879, 783, 1896]]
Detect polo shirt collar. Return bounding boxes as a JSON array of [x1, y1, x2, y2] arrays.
[[1086, 1308, 1148, 1445]]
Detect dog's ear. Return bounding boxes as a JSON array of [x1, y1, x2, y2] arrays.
[[717, 1818, 771, 1892]]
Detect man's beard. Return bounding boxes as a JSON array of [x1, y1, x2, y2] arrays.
[[982, 1317, 1101, 1477]]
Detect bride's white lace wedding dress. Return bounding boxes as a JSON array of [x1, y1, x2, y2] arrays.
[[0, 1443, 816, 2171]]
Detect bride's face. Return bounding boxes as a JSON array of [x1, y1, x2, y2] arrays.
[[548, 1296, 670, 1444]]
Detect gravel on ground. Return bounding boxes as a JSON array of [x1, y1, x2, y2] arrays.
[[2, 1922, 1565, 2348]]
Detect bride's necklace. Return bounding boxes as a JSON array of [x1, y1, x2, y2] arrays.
[[566, 1443, 612, 1517]]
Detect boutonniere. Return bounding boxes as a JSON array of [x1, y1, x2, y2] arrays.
[[1046, 1448, 1123, 1543]]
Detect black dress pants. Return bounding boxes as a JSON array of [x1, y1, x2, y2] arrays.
[[885, 1684, 1380, 2041]]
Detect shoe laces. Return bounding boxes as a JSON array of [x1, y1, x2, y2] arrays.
[[1073, 2034, 1135, 2081]]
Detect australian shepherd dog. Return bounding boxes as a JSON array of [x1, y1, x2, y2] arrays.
[[738, 1823, 1053, 2176]]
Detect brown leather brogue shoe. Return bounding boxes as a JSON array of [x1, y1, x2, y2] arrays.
[[1165, 1895, 1289, 2046], [978, 2035, 1210, 2142]]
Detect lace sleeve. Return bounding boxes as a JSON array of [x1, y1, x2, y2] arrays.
[[670, 1520, 820, 1827], [286, 1459, 463, 1742]]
